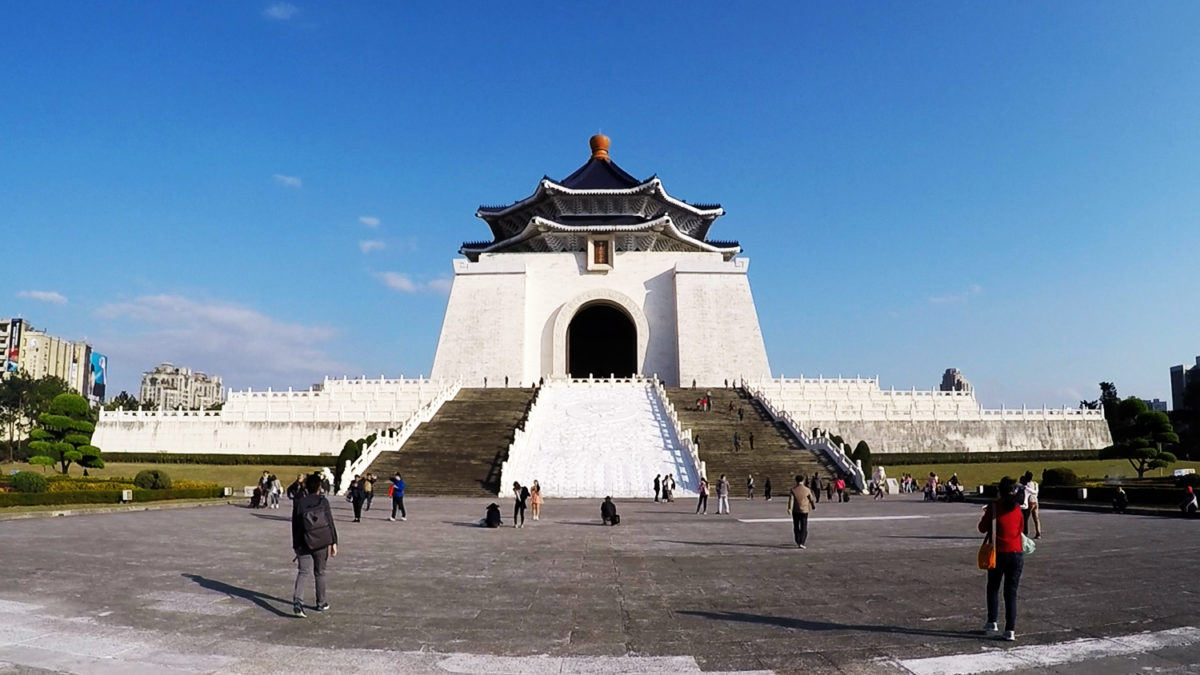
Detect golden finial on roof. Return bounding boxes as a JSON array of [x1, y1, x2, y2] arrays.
[[589, 134, 611, 161]]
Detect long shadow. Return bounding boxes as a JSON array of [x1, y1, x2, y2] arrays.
[[250, 513, 290, 522], [182, 573, 295, 618], [444, 520, 492, 528], [883, 535, 978, 541], [660, 539, 796, 549], [676, 610, 982, 640]]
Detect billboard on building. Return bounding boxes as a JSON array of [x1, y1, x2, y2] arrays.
[[89, 351, 107, 401], [5, 319, 20, 373]]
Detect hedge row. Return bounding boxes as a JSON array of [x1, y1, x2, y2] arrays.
[[100, 453, 335, 466], [875, 449, 1102, 466], [0, 487, 226, 507], [977, 484, 1189, 506]]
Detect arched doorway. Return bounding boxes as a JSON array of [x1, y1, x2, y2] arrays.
[[567, 304, 636, 378]]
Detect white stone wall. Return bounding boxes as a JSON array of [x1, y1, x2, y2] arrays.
[[93, 378, 450, 456], [430, 251, 771, 387]]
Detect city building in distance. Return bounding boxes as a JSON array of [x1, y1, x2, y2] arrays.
[[1170, 357, 1199, 411], [1, 318, 106, 402], [140, 363, 225, 410]]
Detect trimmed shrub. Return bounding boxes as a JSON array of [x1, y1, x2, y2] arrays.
[[1042, 467, 1081, 487], [171, 479, 220, 490], [48, 480, 135, 492], [1176, 473, 1200, 489], [11, 471, 48, 493], [0, 486, 225, 507], [133, 469, 173, 490]]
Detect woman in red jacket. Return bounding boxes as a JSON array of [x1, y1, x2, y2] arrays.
[[979, 476, 1025, 641]]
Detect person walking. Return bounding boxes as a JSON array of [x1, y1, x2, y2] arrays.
[[748, 431, 755, 451], [667, 475, 676, 502], [732, 432, 741, 454], [291, 472, 337, 617], [286, 473, 306, 501], [979, 476, 1026, 641], [1022, 471, 1041, 538], [825, 478, 833, 502], [811, 473, 823, 504], [835, 477, 846, 503], [696, 476, 709, 514], [788, 474, 817, 549], [764, 476, 773, 501], [746, 474, 755, 500], [362, 473, 375, 512], [716, 474, 731, 515], [737, 407, 744, 422], [653, 474, 662, 502], [389, 472, 407, 521], [512, 481, 528, 528], [348, 475, 366, 522], [530, 480, 543, 521]]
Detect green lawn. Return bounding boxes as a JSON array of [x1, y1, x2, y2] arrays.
[[1, 462, 322, 488], [881, 459, 1200, 489]]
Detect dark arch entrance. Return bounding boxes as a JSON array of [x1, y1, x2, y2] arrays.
[[567, 304, 636, 378]]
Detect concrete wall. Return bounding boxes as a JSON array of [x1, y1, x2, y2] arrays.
[[94, 419, 377, 456], [429, 251, 771, 387], [818, 419, 1113, 454]]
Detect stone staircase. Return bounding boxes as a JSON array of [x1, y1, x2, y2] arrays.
[[664, 387, 846, 496], [364, 388, 535, 497]]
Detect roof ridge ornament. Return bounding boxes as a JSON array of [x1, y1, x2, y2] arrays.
[[589, 134, 611, 161]]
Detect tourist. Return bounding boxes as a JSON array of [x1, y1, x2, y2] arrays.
[[389, 472, 407, 521], [696, 476, 709, 515], [319, 468, 333, 495], [835, 477, 846, 502], [291, 472, 337, 618], [787, 474, 817, 549], [257, 471, 270, 508], [925, 473, 938, 502], [269, 474, 282, 509], [716, 474, 731, 514], [746, 474, 754, 500], [662, 475, 671, 502], [601, 496, 618, 525], [666, 475, 676, 502], [763, 476, 773, 501], [728, 401, 735, 415], [737, 406, 744, 422], [480, 503, 502, 528], [872, 466, 887, 500], [732, 432, 741, 453], [653, 474, 662, 502], [286, 474, 306, 501], [512, 481, 528, 528], [1112, 487, 1129, 514], [748, 431, 754, 451], [825, 478, 833, 502], [979, 476, 1025, 641], [946, 474, 965, 502], [811, 473, 823, 503], [1022, 471, 1041, 538], [362, 473, 375, 511], [530, 480, 543, 521], [348, 475, 366, 522], [1179, 486, 1197, 517]]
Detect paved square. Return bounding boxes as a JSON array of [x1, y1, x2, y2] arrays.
[[2, 494, 1199, 674]]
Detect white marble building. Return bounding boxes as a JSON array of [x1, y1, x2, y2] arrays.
[[431, 135, 771, 388]]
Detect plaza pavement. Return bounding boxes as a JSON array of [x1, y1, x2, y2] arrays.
[[1, 492, 1199, 674]]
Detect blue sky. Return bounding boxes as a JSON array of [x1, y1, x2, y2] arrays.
[[2, 2, 1197, 408]]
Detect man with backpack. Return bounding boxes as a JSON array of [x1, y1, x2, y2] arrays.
[[291, 472, 338, 618]]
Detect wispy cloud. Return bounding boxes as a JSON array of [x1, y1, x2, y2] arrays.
[[273, 173, 302, 188], [262, 3, 299, 21], [375, 272, 452, 294], [95, 294, 353, 388], [359, 240, 386, 254], [359, 216, 380, 228], [17, 290, 67, 305], [929, 283, 983, 304]]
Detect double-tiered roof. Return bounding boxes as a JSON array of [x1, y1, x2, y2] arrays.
[[461, 135, 740, 261]]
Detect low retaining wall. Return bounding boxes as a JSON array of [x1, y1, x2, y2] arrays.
[[821, 418, 1112, 454], [92, 420, 380, 457]]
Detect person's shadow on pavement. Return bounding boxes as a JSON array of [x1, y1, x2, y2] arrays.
[[182, 573, 294, 618]]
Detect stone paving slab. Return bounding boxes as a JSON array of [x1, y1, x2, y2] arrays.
[[0, 493, 1198, 673]]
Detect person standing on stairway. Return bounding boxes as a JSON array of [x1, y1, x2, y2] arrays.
[[717, 474, 731, 514], [389, 472, 407, 521], [733, 432, 741, 453], [738, 407, 744, 422], [653, 474, 662, 502], [696, 476, 709, 514], [748, 431, 754, 451]]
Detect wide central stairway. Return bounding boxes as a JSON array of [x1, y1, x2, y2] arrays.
[[664, 387, 844, 494], [500, 381, 699, 498], [364, 388, 534, 497]]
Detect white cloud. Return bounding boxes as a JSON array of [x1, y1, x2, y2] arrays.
[[262, 2, 298, 20], [929, 284, 983, 304], [375, 272, 452, 294], [273, 173, 302, 188], [17, 290, 67, 305], [359, 240, 386, 254], [359, 216, 380, 228], [95, 294, 352, 389]]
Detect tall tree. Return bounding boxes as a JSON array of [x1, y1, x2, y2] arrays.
[[0, 373, 72, 462], [28, 393, 101, 474], [103, 391, 140, 411], [1098, 397, 1179, 478], [1098, 382, 1121, 422]]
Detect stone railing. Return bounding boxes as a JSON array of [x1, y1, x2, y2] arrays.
[[744, 381, 866, 492], [336, 378, 462, 495], [649, 378, 706, 482]]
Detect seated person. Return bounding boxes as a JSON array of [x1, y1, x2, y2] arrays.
[[480, 502, 502, 528], [600, 496, 617, 525], [1112, 487, 1129, 514]]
